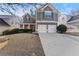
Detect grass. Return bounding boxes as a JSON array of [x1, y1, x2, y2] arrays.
[[66, 32, 79, 36], [0, 33, 45, 56]]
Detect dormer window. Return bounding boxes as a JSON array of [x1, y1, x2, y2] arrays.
[[27, 16, 30, 22], [44, 11, 53, 18]]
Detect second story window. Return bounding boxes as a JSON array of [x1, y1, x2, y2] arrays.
[[27, 16, 30, 22], [44, 11, 53, 19]]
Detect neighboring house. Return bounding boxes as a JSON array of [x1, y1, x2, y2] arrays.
[[0, 15, 21, 28], [36, 3, 59, 33], [19, 13, 35, 31], [68, 15, 79, 29], [0, 15, 21, 34], [66, 15, 79, 32]]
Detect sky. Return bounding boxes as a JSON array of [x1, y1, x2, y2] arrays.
[[0, 3, 79, 16], [53, 3, 79, 15]]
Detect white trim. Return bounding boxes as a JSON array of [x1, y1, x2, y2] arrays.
[[41, 12, 42, 20], [23, 24, 24, 29], [36, 3, 59, 13], [36, 10, 37, 32], [40, 4, 59, 13], [36, 20, 57, 23], [41, 4, 50, 10], [20, 23, 35, 25]]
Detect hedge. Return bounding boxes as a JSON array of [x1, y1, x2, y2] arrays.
[[2, 28, 32, 35], [3, 29, 11, 35]]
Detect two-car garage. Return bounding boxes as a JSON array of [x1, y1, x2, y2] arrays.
[[37, 24, 56, 33]]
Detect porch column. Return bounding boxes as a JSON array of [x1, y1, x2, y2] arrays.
[[35, 11, 38, 32], [23, 24, 25, 29], [41, 12, 42, 21], [18, 24, 20, 29], [28, 24, 30, 29]]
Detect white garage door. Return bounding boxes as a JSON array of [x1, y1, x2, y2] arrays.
[[48, 25, 56, 33], [38, 25, 47, 33]]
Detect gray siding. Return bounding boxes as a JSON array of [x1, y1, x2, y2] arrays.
[[23, 14, 35, 23], [37, 5, 58, 21], [37, 12, 42, 21], [37, 12, 58, 21], [54, 13, 58, 21]]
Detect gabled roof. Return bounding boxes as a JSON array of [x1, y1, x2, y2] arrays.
[[0, 15, 18, 18], [0, 18, 10, 26], [36, 3, 59, 13], [22, 13, 35, 23]]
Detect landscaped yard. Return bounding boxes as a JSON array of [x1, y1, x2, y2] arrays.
[[0, 33, 45, 56]]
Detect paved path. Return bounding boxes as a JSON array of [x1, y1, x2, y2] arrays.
[[39, 33, 79, 56]]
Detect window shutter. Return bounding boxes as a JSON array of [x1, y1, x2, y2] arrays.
[[52, 12, 53, 18], [54, 13, 58, 21]]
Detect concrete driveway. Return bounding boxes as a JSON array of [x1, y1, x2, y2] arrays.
[[39, 33, 79, 56]]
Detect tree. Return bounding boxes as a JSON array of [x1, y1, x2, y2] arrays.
[[0, 3, 44, 24], [0, 3, 43, 16], [56, 24, 67, 33]]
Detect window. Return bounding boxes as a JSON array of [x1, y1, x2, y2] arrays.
[[20, 24, 23, 29], [27, 16, 30, 22], [44, 11, 53, 18]]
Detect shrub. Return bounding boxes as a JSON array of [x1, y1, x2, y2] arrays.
[[2, 28, 33, 35], [56, 24, 67, 33], [2, 29, 11, 35], [18, 29, 32, 33], [10, 28, 19, 34]]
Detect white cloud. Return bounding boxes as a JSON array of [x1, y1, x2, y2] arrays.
[[61, 7, 73, 15]]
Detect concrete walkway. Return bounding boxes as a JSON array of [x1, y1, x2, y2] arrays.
[[39, 33, 79, 56]]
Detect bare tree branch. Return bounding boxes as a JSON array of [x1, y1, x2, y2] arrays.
[[0, 3, 43, 16]]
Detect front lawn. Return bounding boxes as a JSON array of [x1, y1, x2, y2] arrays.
[[0, 33, 45, 56]]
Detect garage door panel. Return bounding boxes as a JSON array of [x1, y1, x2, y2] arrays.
[[48, 25, 56, 33], [38, 24, 56, 33], [38, 25, 47, 33]]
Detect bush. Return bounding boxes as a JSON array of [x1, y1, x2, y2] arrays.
[[10, 28, 19, 34], [56, 24, 67, 33], [2, 28, 33, 35], [3, 29, 11, 35], [18, 29, 32, 33]]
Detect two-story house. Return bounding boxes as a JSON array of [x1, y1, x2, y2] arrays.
[[36, 3, 59, 33], [19, 13, 35, 31]]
